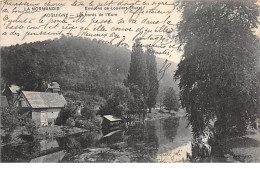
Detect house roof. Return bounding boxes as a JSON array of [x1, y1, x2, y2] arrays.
[[9, 85, 20, 94], [22, 91, 66, 109], [1, 96, 8, 107], [47, 82, 60, 89], [103, 115, 121, 122]]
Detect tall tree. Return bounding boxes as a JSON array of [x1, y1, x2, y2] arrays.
[[145, 47, 159, 113], [175, 0, 260, 139], [163, 87, 179, 111], [127, 39, 149, 97]]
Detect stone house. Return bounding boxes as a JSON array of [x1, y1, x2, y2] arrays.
[[15, 91, 66, 126]]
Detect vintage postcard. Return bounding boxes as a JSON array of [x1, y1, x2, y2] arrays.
[[0, 0, 260, 163]]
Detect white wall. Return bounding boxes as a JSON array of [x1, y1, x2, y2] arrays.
[[32, 108, 61, 126], [32, 112, 41, 126]]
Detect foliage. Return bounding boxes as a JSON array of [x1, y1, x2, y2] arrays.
[[23, 119, 39, 135], [128, 84, 147, 116], [127, 39, 149, 97], [1, 36, 130, 96], [77, 107, 102, 130], [66, 117, 76, 127], [145, 47, 159, 113], [163, 87, 180, 111], [127, 39, 159, 118], [75, 118, 102, 130], [81, 107, 96, 120], [1, 107, 39, 141], [1, 107, 20, 133], [98, 84, 134, 118], [59, 101, 75, 124], [175, 0, 260, 138], [58, 90, 105, 124]]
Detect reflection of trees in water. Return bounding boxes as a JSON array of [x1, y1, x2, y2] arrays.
[[57, 132, 102, 162], [162, 117, 180, 142], [1, 131, 102, 162], [57, 135, 82, 155], [146, 122, 159, 151], [57, 132, 101, 155], [1, 141, 41, 162], [100, 131, 124, 146], [79, 131, 101, 148], [125, 122, 159, 162]]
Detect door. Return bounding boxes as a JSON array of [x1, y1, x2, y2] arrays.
[[41, 112, 48, 126]]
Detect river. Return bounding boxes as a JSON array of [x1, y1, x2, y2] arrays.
[[1, 116, 193, 162]]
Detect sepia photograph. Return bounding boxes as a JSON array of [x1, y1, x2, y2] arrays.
[[0, 0, 260, 164]]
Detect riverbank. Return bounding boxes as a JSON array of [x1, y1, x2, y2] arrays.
[[62, 141, 158, 163], [2, 111, 189, 162], [146, 108, 186, 121], [63, 145, 135, 163], [65, 114, 190, 163], [1, 125, 88, 146], [36, 125, 87, 139], [212, 129, 260, 162]]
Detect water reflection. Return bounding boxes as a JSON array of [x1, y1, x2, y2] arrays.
[[100, 130, 124, 146], [152, 116, 192, 162], [1, 140, 42, 162], [1, 116, 192, 163], [40, 139, 59, 152], [125, 122, 159, 162], [163, 117, 179, 142], [1, 131, 102, 162]]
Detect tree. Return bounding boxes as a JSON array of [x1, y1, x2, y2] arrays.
[[1, 36, 131, 97], [98, 85, 133, 118], [145, 47, 159, 113], [175, 0, 260, 139], [126, 39, 150, 120], [163, 87, 179, 111], [81, 107, 96, 121], [127, 39, 149, 97], [128, 84, 147, 121]]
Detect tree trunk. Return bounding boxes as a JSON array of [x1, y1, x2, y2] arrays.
[[148, 107, 152, 113]]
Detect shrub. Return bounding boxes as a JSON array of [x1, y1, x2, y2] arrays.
[[66, 117, 75, 127], [75, 118, 101, 130], [24, 119, 39, 135]]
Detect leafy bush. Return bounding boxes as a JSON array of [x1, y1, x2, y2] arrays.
[[75, 118, 101, 130], [24, 119, 39, 135], [81, 107, 96, 120], [66, 117, 75, 127], [1, 107, 20, 133], [99, 84, 133, 118]]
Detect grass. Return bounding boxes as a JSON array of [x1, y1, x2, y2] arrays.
[[213, 129, 260, 162]]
